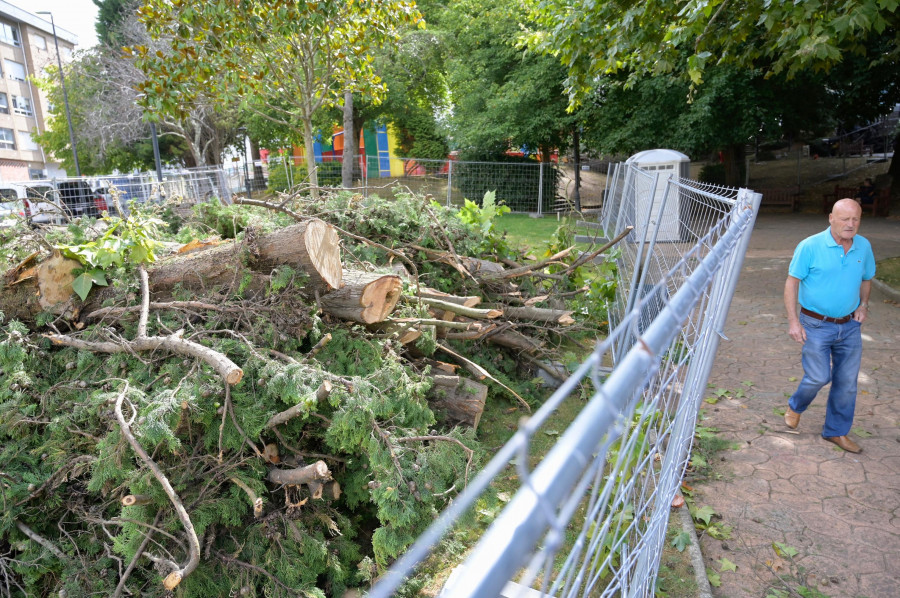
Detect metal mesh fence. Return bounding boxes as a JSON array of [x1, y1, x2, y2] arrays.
[[369, 162, 762, 598], [257, 154, 583, 214], [1, 168, 233, 225]]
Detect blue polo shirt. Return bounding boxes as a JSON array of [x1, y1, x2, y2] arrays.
[[788, 228, 876, 318]]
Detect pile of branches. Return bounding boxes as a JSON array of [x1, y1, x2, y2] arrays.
[[0, 188, 620, 597]]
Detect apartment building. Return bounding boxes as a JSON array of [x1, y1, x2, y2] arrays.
[[0, 1, 77, 182]]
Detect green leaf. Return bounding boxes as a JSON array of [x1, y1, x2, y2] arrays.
[[851, 428, 872, 438], [71, 273, 95, 301], [772, 542, 798, 558], [89, 269, 108, 286], [691, 505, 715, 526], [706, 568, 721, 587], [718, 557, 737, 572], [671, 530, 691, 552]]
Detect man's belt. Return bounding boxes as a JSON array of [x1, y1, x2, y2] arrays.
[[800, 307, 852, 324]]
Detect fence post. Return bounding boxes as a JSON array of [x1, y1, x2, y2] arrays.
[[446, 159, 453, 207], [537, 162, 544, 216]]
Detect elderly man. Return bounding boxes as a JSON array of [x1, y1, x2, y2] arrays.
[[783, 199, 876, 453]]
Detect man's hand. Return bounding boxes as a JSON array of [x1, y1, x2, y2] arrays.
[[853, 304, 868, 323], [788, 320, 806, 343]]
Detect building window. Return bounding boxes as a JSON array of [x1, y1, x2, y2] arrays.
[[29, 168, 45, 180], [33, 35, 46, 51], [18, 130, 39, 151], [0, 93, 8, 115], [5, 60, 26, 82], [0, 23, 20, 47], [12, 95, 32, 116], [0, 128, 16, 150]]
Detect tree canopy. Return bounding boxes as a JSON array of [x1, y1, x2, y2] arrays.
[[525, 0, 900, 107], [134, 0, 422, 195]]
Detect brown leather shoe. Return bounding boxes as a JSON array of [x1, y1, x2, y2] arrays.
[[824, 435, 862, 453], [784, 407, 801, 429]]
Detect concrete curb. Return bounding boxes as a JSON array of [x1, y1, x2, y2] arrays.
[[678, 504, 714, 598], [872, 277, 900, 303]]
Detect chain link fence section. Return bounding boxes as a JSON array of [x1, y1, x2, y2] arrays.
[[370, 162, 761, 598]]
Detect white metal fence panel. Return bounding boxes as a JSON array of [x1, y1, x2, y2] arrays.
[[369, 162, 761, 598]]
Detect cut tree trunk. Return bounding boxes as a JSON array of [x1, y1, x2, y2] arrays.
[[426, 375, 488, 430], [0, 221, 343, 326], [319, 270, 402, 324], [149, 220, 342, 295]]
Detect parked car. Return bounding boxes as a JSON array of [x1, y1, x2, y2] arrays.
[[21, 184, 65, 225], [57, 180, 112, 218], [0, 187, 25, 228]]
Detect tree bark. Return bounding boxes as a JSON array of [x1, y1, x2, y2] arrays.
[[341, 92, 355, 189], [426, 375, 487, 430], [319, 270, 402, 324]]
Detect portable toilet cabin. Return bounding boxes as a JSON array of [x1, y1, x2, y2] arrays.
[[625, 149, 690, 242]]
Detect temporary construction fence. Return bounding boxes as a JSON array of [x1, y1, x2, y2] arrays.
[[0, 167, 232, 224], [253, 153, 603, 213], [369, 161, 762, 597]]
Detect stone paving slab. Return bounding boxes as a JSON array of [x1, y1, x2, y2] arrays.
[[695, 213, 900, 598]]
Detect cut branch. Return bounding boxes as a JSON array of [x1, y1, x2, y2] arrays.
[[15, 521, 69, 562], [114, 382, 200, 589], [267, 460, 331, 486], [265, 381, 333, 429], [405, 296, 501, 319], [45, 333, 243, 386]]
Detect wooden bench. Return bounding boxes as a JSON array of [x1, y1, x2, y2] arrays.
[[757, 187, 800, 212], [822, 185, 890, 216], [863, 188, 891, 217]]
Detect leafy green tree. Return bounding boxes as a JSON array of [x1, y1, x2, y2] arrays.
[[134, 0, 423, 197], [94, 0, 135, 46], [437, 0, 575, 162], [525, 0, 900, 101]]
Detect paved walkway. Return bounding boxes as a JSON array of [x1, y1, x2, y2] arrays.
[[696, 212, 900, 598]]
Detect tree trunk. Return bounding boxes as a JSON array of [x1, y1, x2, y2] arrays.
[[319, 270, 402, 324], [341, 92, 355, 189], [1, 221, 342, 324], [149, 220, 342, 296], [573, 125, 582, 212], [301, 112, 320, 201], [426, 375, 487, 430]]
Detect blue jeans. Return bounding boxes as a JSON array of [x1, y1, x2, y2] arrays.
[[788, 312, 862, 437]]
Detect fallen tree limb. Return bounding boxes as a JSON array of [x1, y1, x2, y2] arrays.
[[479, 246, 574, 281], [562, 225, 633, 273], [265, 381, 333, 429], [395, 435, 474, 487], [267, 460, 331, 486], [114, 381, 200, 590], [485, 305, 576, 325], [15, 520, 69, 562], [405, 296, 501, 319], [229, 477, 264, 518], [436, 342, 530, 412], [45, 333, 244, 386], [417, 288, 482, 307]]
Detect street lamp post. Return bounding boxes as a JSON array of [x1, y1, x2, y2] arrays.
[[36, 11, 80, 177]]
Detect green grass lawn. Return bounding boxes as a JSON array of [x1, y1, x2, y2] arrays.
[[496, 213, 575, 253], [876, 256, 900, 290]]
